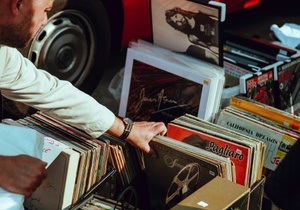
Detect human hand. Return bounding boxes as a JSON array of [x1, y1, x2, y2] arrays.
[[125, 121, 167, 157], [0, 155, 47, 198]]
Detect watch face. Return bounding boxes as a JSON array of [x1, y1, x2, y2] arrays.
[[123, 117, 133, 125]]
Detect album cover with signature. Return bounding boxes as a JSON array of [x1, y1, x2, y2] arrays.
[[118, 41, 225, 123]]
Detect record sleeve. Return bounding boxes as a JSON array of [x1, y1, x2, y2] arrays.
[[217, 107, 298, 172], [239, 67, 277, 107], [144, 135, 233, 210], [151, 0, 224, 66], [167, 122, 251, 186], [16, 116, 93, 202], [24, 145, 80, 210], [118, 40, 225, 123], [224, 30, 298, 61], [273, 56, 300, 110], [168, 113, 266, 186], [29, 112, 102, 191], [99, 133, 142, 187], [230, 96, 300, 131]]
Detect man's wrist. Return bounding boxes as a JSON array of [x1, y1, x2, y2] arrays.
[[119, 117, 133, 140]]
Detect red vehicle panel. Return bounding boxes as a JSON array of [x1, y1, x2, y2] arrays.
[[118, 0, 263, 48]]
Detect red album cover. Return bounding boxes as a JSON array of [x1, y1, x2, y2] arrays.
[[240, 68, 276, 107], [167, 123, 251, 186]]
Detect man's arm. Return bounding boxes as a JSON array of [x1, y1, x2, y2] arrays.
[[0, 46, 167, 154]]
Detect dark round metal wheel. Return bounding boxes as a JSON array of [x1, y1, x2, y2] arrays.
[[26, 0, 111, 94]]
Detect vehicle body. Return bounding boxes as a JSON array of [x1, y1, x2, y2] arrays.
[[102, 0, 266, 50], [20, 0, 265, 94]]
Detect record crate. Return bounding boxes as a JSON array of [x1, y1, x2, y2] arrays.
[[249, 176, 266, 210], [171, 176, 266, 210]]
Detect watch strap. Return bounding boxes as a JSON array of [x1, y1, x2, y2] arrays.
[[120, 117, 133, 140]]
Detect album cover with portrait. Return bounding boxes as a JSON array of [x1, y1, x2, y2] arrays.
[[151, 0, 225, 66]]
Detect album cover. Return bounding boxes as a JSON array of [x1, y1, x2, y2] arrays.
[[15, 117, 93, 203], [151, 0, 224, 66], [24, 147, 80, 210], [223, 58, 256, 79], [229, 96, 300, 131], [122, 59, 202, 122], [239, 67, 276, 107], [14, 113, 112, 206], [26, 113, 103, 192], [224, 30, 298, 62], [217, 106, 298, 171], [144, 135, 233, 210], [167, 122, 252, 187], [168, 113, 268, 186], [274, 56, 300, 110], [118, 41, 225, 122], [99, 133, 142, 187], [223, 30, 300, 91]]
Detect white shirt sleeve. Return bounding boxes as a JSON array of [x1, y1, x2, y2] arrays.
[[0, 46, 115, 137]]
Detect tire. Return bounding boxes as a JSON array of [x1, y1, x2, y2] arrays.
[[5, 0, 111, 119], [26, 0, 111, 94]]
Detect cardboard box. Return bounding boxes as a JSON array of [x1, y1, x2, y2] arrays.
[[171, 176, 250, 210]]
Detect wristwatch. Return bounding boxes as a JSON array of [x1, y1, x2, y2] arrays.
[[120, 117, 133, 140]]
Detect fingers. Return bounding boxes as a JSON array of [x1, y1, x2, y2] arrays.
[[126, 120, 167, 155], [151, 122, 167, 136], [133, 121, 167, 136], [158, 123, 167, 135], [145, 122, 166, 157]]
